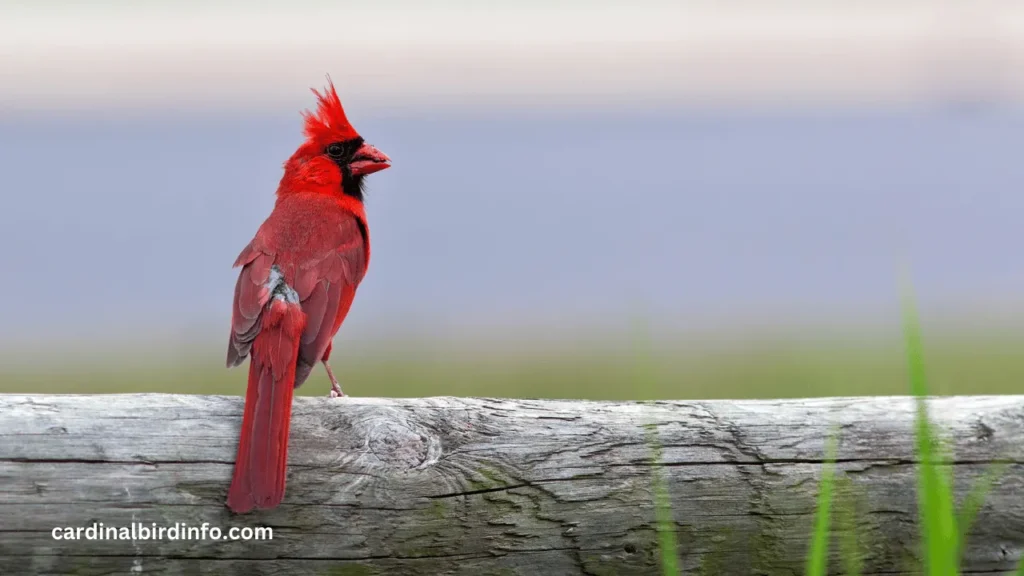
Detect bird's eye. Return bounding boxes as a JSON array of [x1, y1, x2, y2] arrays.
[[326, 143, 345, 158]]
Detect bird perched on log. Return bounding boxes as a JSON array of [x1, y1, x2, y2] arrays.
[[224, 80, 391, 514]]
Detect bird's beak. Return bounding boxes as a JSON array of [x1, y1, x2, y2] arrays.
[[349, 143, 391, 176]]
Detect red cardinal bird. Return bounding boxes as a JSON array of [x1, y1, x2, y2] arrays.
[[225, 81, 390, 514]]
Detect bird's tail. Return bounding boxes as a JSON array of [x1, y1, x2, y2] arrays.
[[226, 297, 306, 514]]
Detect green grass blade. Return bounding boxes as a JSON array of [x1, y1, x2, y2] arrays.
[[645, 424, 681, 575], [900, 276, 959, 575], [806, 427, 840, 576], [633, 316, 680, 574], [1015, 556, 1024, 576]]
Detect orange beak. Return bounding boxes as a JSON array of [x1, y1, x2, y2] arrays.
[[350, 143, 391, 176]]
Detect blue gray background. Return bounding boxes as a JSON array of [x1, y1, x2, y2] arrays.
[[2, 103, 1022, 355]]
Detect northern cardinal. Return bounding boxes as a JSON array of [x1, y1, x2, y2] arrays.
[[225, 81, 390, 514]]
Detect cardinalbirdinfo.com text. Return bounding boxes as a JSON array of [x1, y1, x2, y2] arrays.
[[52, 522, 272, 541]]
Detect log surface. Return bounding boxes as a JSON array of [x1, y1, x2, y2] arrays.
[[1, 393, 1023, 575]]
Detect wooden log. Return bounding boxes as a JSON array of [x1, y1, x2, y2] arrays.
[[1, 393, 1022, 575]]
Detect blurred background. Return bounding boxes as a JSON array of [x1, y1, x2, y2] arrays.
[[2, 0, 1023, 400]]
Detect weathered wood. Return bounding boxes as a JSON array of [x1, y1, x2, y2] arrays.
[[1, 393, 1022, 575]]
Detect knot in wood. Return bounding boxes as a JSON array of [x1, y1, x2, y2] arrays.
[[365, 418, 438, 471]]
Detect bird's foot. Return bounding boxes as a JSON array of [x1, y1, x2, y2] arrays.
[[324, 361, 346, 398]]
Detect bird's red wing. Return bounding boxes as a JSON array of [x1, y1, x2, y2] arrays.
[[292, 238, 365, 387], [226, 199, 367, 388], [226, 245, 274, 368]]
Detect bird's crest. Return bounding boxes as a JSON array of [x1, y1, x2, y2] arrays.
[[301, 77, 360, 144]]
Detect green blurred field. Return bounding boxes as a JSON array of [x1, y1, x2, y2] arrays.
[[2, 327, 1022, 399]]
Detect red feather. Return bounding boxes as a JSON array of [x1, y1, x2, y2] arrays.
[[302, 78, 360, 146], [226, 298, 306, 513], [225, 81, 384, 514], [225, 194, 368, 513]]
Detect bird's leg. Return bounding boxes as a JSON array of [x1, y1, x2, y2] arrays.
[[323, 360, 345, 398]]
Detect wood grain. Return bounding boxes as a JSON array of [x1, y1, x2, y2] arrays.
[[1, 393, 1022, 575]]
